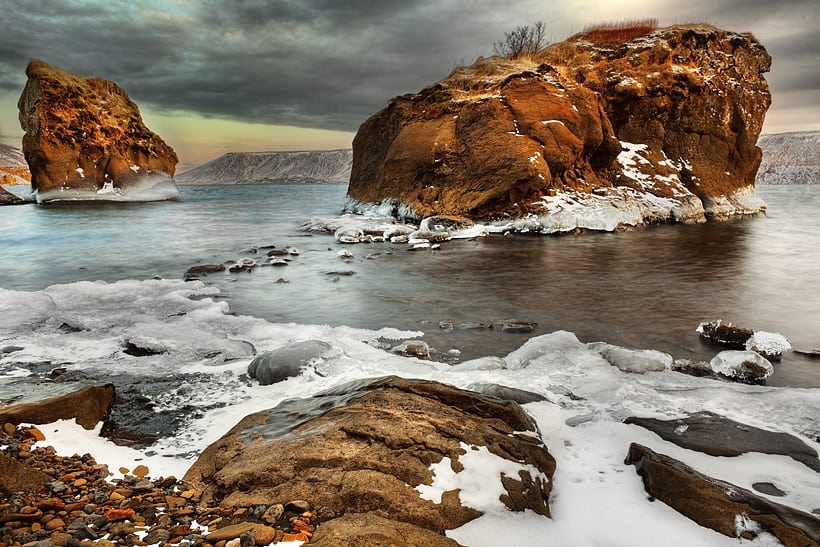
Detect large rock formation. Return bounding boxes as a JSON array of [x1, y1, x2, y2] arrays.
[[176, 149, 353, 185], [347, 24, 772, 232], [18, 60, 179, 202], [184, 376, 555, 538]]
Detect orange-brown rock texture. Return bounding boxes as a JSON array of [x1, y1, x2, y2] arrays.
[[18, 60, 179, 201], [347, 24, 772, 232]]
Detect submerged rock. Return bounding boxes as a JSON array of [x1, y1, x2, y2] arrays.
[[697, 319, 754, 348], [184, 376, 555, 533], [348, 25, 770, 230], [625, 443, 820, 545], [18, 60, 179, 202]]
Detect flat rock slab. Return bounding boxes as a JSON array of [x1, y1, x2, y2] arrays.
[[0, 384, 115, 429], [0, 452, 49, 496], [184, 376, 555, 534], [625, 411, 820, 472], [626, 443, 820, 546]]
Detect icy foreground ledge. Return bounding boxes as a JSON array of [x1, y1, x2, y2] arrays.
[[2, 279, 819, 546]]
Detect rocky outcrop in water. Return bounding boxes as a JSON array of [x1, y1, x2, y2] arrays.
[[184, 376, 555, 538], [17, 60, 179, 201], [348, 24, 771, 232], [0, 384, 115, 429], [757, 130, 820, 184], [176, 149, 352, 185]]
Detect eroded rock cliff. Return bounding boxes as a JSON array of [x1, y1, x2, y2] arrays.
[[347, 24, 772, 232], [18, 60, 179, 201]]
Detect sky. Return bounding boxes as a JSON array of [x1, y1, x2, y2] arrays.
[[0, 0, 817, 170]]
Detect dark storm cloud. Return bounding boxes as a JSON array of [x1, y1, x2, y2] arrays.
[[0, 0, 817, 132]]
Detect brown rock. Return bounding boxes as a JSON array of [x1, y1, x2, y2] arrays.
[[249, 524, 277, 545], [0, 452, 49, 496], [45, 518, 66, 531], [0, 384, 115, 430], [625, 443, 820, 545], [132, 465, 149, 479], [17, 60, 179, 200], [310, 513, 463, 547], [348, 24, 770, 228], [206, 522, 257, 542], [104, 508, 135, 522], [185, 376, 555, 534], [2, 422, 15, 435]]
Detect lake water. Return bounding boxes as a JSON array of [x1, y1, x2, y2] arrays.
[[2, 182, 819, 546], [1, 183, 819, 387]]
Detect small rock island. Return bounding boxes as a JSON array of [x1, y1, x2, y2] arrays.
[[347, 24, 772, 232], [18, 60, 179, 202]]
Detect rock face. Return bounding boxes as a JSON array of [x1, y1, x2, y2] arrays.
[[757, 130, 820, 184], [17, 60, 179, 201], [348, 24, 771, 231], [625, 443, 820, 545], [176, 149, 352, 185], [184, 376, 555, 537], [0, 186, 24, 205]]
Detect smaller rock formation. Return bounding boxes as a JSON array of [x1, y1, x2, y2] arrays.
[[184, 377, 555, 538], [710, 350, 773, 384], [18, 60, 179, 202], [698, 319, 791, 361], [757, 130, 820, 185], [0, 384, 115, 429], [625, 443, 820, 545]]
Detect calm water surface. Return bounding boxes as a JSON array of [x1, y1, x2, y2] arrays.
[[1, 184, 818, 387]]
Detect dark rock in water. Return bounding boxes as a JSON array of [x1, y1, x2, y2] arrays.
[[496, 320, 538, 333], [184, 376, 555, 533], [625, 443, 820, 545], [310, 513, 462, 547], [248, 340, 332, 386], [625, 411, 820, 472], [466, 382, 546, 404], [0, 384, 115, 429], [671, 358, 714, 377], [697, 319, 753, 348], [753, 482, 787, 497], [184, 264, 225, 281], [267, 249, 289, 256], [122, 341, 166, 357], [324, 270, 356, 276], [1, 345, 24, 354], [391, 340, 431, 359]]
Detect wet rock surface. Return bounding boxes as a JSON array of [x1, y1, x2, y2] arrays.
[[247, 340, 332, 386], [625, 411, 820, 472], [0, 385, 115, 430], [184, 376, 555, 534], [625, 443, 820, 546]]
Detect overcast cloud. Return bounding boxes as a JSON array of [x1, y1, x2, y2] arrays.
[[0, 0, 817, 138]]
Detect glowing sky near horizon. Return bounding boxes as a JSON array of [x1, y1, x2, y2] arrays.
[[0, 0, 816, 168]]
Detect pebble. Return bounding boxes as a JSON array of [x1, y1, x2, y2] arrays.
[[0, 426, 334, 546]]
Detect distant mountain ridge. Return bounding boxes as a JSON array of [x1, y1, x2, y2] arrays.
[[757, 130, 819, 184], [176, 149, 352, 185]]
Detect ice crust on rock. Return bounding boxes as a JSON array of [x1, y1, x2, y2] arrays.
[[710, 350, 774, 383], [746, 331, 791, 360], [588, 342, 673, 373]]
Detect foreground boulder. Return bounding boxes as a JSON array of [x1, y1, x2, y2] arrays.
[[18, 60, 179, 201], [184, 376, 555, 537], [247, 340, 332, 385], [348, 24, 770, 230], [626, 443, 820, 545], [0, 384, 115, 429]]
